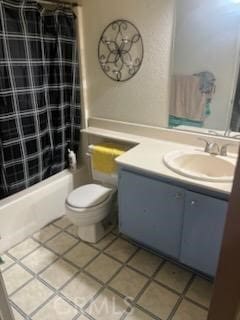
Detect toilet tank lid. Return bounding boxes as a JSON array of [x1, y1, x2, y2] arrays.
[[66, 184, 112, 208]]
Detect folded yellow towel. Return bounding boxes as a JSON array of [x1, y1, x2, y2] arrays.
[[92, 143, 128, 174]]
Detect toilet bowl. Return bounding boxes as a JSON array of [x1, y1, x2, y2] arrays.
[[66, 183, 115, 243], [65, 143, 125, 243]]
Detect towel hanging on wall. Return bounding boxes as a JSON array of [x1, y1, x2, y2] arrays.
[[170, 75, 207, 122], [91, 143, 128, 174]]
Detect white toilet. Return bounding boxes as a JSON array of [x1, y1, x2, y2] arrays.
[[65, 145, 118, 243]]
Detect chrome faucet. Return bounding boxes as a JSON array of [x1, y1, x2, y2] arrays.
[[199, 138, 235, 156], [208, 130, 221, 136], [208, 142, 220, 155], [224, 129, 240, 139], [219, 144, 234, 157], [198, 138, 220, 155]]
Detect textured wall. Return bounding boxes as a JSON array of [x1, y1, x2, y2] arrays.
[[81, 0, 175, 127]]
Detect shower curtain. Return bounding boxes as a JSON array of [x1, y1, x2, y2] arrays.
[[0, 0, 81, 199]]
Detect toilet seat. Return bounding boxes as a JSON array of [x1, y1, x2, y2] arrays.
[[66, 183, 113, 209], [66, 193, 112, 215]]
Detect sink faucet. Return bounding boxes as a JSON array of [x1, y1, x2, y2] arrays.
[[224, 129, 240, 139], [198, 139, 235, 156], [198, 138, 220, 155], [208, 130, 221, 136], [219, 144, 234, 156], [208, 142, 220, 155]]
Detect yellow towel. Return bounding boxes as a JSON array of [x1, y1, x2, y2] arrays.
[[92, 143, 128, 174]]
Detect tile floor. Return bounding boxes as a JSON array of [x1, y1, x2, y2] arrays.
[[1, 216, 213, 320]]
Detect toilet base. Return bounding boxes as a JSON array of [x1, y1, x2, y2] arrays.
[[78, 222, 105, 243]]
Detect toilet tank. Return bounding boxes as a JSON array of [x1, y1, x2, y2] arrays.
[[88, 145, 119, 187], [92, 169, 118, 187]]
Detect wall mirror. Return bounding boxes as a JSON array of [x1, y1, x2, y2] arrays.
[[169, 0, 240, 138]]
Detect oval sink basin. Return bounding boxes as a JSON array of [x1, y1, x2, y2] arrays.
[[163, 150, 236, 182]]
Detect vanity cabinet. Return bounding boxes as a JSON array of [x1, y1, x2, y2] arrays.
[[118, 170, 185, 259], [118, 168, 228, 276], [180, 191, 227, 276]]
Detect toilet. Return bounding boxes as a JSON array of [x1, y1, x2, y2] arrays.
[[65, 145, 118, 243]]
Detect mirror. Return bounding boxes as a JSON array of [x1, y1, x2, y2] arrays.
[[169, 0, 240, 138]]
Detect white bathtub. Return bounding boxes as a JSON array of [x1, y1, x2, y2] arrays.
[[0, 166, 89, 253]]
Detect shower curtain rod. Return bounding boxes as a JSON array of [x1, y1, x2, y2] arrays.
[[36, 0, 78, 7]]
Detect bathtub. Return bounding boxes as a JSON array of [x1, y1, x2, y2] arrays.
[[0, 166, 89, 253]]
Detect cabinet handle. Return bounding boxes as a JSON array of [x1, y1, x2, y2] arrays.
[[191, 200, 197, 206]]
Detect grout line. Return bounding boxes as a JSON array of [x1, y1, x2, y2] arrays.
[[7, 243, 42, 262], [167, 274, 196, 320], [6, 240, 83, 315], [28, 292, 57, 318], [117, 236, 213, 311], [183, 297, 209, 312], [72, 314, 81, 320], [122, 235, 213, 282], [0, 262, 15, 274], [31, 228, 64, 245], [8, 276, 35, 298], [153, 277, 189, 296], [9, 257, 82, 317], [82, 240, 139, 309], [43, 231, 80, 253], [10, 301, 31, 320], [82, 246, 141, 318], [4, 219, 211, 319], [9, 222, 121, 317], [120, 258, 167, 320]]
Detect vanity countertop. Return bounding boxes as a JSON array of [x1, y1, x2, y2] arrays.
[[82, 123, 238, 195], [116, 139, 236, 195]]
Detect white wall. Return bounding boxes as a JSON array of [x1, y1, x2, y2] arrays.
[[173, 0, 240, 130], [81, 0, 175, 127]]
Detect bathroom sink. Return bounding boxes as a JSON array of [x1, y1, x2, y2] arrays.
[[163, 150, 236, 182]]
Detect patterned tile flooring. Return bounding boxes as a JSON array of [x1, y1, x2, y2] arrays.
[[1, 216, 213, 320]]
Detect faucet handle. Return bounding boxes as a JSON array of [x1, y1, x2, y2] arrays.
[[220, 144, 234, 156], [208, 130, 221, 136], [198, 138, 210, 153]]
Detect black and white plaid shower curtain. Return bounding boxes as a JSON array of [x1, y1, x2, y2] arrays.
[[0, 0, 81, 199]]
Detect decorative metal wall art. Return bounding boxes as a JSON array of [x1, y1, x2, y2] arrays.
[[98, 20, 144, 82]]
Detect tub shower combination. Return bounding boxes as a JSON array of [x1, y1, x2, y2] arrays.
[[0, 0, 81, 251]]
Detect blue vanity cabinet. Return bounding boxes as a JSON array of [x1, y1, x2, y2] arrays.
[[180, 191, 228, 276], [118, 167, 229, 276], [118, 169, 185, 259]]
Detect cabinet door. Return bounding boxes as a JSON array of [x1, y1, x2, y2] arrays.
[[180, 191, 228, 276], [118, 170, 185, 258]]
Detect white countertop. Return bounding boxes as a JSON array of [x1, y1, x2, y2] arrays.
[[116, 139, 235, 195], [82, 126, 237, 195]]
